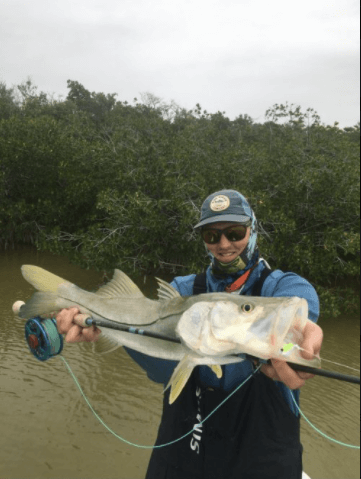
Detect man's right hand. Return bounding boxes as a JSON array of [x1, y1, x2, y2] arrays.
[[56, 308, 101, 343]]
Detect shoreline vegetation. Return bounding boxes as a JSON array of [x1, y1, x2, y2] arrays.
[[0, 79, 359, 317]]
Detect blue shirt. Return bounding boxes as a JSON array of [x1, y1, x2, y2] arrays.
[[125, 260, 320, 415]]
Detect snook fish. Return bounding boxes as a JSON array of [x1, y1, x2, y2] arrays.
[[18, 265, 320, 403]]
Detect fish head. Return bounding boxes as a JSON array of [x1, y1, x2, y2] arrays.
[[176, 301, 240, 356], [177, 295, 309, 359], [209, 299, 265, 348], [211, 296, 309, 358]]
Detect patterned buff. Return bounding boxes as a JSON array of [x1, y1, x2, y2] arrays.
[[206, 194, 259, 276]]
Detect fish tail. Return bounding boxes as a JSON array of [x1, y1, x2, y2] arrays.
[[21, 265, 73, 293]]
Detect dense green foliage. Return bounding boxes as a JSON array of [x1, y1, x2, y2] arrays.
[[0, 80, 359, 316]]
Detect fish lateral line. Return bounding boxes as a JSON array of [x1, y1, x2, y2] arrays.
[[87, 317, 360, 385]]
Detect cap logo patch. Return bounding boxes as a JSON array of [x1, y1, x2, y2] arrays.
[[210, 195, 230, 212]]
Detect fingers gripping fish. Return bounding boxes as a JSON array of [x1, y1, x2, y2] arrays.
[[18, 265, 320, 404]]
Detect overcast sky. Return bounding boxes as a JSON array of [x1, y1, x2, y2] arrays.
[[1, 0, 359, 127]]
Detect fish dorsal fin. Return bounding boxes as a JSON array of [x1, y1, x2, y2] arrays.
[[156, 277, 181, 300], [21, 265, 72, 292], [164, 354, 196, 404], [95, 269, 144, 298]]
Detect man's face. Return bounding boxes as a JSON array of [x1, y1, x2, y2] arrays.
[[204, 221, 251, 264]]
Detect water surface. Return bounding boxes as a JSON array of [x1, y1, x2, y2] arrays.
[[0, 247, 359, 478]]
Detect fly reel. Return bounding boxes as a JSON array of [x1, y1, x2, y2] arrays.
[[25, 317, 63, 361]]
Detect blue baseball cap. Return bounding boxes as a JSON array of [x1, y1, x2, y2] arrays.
[[194, 190, 253, 229]]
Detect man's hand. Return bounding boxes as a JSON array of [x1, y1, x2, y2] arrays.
[[260, 320, 323, 389], [56, 308, 101, 343]]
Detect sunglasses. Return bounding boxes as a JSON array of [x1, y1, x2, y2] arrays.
[[201, 223, 250, 245]]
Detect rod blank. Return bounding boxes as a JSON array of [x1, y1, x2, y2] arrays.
[[88, 317, 360, 385]]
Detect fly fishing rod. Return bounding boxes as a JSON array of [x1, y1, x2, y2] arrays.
[[83, 316, 360, 385], [17, 304, 359, 385]]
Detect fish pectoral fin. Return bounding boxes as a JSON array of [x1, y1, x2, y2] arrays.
[[95, 269, 144, 298], [92, 332, 122, 354], [164, 355, 196, 405], [209, 365, 223, 378]]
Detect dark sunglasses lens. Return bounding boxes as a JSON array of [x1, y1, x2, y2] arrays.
[[202, 225, 248, 244], [226, 226, 247, 241], [202, 229, 221, 244]]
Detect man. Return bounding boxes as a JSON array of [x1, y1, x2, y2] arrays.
[[56, 189, 323, 479]]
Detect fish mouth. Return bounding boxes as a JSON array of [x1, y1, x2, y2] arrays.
[[271, 297, 309, 350], [283, 297, 308, 327]]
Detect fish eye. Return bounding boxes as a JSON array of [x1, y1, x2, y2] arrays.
[[241, 303, 254, 313]]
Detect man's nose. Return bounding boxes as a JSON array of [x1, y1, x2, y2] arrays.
[[218, 233, 232, 248]]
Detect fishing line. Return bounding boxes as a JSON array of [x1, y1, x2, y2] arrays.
[[291, 395, 360, 450], [60, 356, 360, 450], [319, 358, 360, 373], [60, 355, 259, 449]]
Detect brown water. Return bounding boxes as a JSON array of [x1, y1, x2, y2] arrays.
[[0, 247, 359, 479]]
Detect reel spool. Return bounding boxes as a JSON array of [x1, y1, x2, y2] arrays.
[[25, 317, 63, 361]]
